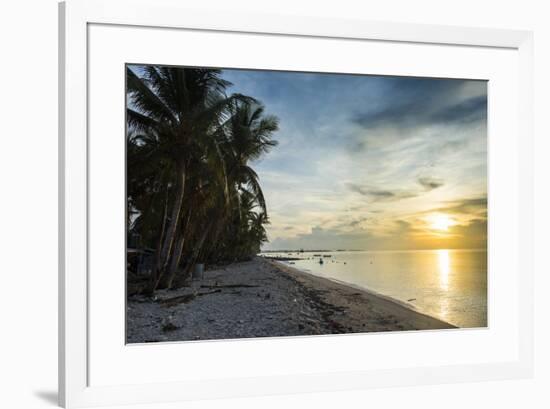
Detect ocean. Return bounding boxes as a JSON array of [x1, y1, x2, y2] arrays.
[[264, 249, 487, 328]]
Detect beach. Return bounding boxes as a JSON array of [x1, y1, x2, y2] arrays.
[[127, 257, 455, 343]]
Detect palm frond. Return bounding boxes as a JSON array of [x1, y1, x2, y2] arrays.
[[126, 67, 177, 123]]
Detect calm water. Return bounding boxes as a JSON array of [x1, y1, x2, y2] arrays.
[[264, 249, 487, 328]]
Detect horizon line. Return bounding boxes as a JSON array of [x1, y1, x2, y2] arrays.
[[260, 247, 487, 253]]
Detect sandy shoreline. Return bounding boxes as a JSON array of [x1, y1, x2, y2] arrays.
[[127, 257, 454, 343], [272, 260, 455, 333]]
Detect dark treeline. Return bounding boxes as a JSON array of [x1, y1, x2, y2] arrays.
[[127, 65, 278, 294]]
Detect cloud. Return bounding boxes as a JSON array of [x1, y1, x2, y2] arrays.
[[348, 216, 369, 228], [219, 68, 487, 251], [346, 183, 418, 202], [394, 219, 414, 232], [430, 197, 487, 217], [268, 225, 375, 251], [451, 218, 487, 240], [352, 77, 487, 132], [266, 216, 487, 251], [430, 95, 487, 125], [417, 177, 444, 191], [346, 178, 445, 202], [385, 217, 487, 250]]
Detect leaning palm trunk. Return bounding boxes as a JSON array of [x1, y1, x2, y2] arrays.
[[173, 221, 214, 288], [150, 188, 170, 284], [158, 207, 193, 289], [150, 164, 186, 292], [157, 232, 185, 289], [200, 211, 227, 263]]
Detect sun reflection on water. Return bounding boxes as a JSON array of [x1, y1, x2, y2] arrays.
[[437, 249, 450, 291]]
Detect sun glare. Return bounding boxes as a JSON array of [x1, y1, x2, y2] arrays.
[[437, 249, 451, 291], [429, 214, 454, 231]]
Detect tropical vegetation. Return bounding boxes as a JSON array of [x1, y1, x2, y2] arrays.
[[126, 65, 278, 293]]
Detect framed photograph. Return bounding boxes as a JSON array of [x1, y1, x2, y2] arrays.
[[59, 0, 534, 407]]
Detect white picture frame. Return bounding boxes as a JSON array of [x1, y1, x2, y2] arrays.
[[59, 0, 534, 407]]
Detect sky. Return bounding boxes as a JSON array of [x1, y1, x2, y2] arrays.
[[223, 69, 488, 251]]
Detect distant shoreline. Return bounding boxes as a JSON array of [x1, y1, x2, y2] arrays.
[[261, 248, 487, 253], [127, 257, 454, 343]]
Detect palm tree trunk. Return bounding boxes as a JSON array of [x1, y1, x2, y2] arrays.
[[191, 222, 213, 265], [158, 232, 185, 289], [173, 221, 213, 288], [151, 164, 186, 292], [158, 207, 192, 289], [199, 214, 224, 263], [151, 187, 170, 284]]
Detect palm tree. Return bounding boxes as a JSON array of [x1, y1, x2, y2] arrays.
[[199, 102, 278, 264], [167, 103, 279, 287], [128, 66, 236, 290], [225, 102, 279, 213], [127, 65, 278, 293]]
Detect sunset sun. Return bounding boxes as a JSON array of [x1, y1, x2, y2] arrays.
[[429, 214, 454, 231]]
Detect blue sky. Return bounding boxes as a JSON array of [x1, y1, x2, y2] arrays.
[[222, 68, 487, 251]]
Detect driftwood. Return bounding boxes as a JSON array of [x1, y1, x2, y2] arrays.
[[159, 293, 196, 307], [159, 289, 222, 307], [200, 284, 259, 289]]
